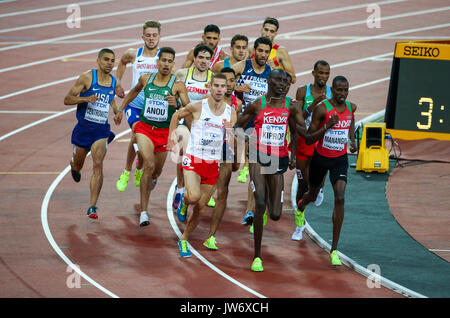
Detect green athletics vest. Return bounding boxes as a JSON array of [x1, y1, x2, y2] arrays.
[[140, 73, 177, 128], [303, 84, 332, 111]]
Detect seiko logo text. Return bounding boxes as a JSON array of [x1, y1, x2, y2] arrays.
[[403, 46, 440, 57]]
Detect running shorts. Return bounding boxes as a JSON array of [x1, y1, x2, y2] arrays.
[[134, 121, 169, 153], [309, 151, 348, 187]]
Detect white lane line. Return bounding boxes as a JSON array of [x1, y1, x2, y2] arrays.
[[0, 107, 76, 142], [0, 110, 59, 114], [0, 0, 112, 18], [0, 0, 214, 34], [40, 127, 131, 299], [0, 0, 308, 53], [2, 14, 444, 103], [0, 0, 401, 72], [166, 178, 266, 298], [429, 249, 450, 252]]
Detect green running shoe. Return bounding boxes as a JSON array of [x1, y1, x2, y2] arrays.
[[203, 236, 218, 250], [295, 209, 305, 227], [116, 170, 130, 192], [251, 257, 263, 272], [134, 169, 143, 187], [330, 250, 342, 266], [250, 211, 268, 234], [237, 166, 249, 183], [207, 196, 216, 207], [178, 240, 191, 258]]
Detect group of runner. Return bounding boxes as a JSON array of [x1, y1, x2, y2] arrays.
[[64, 17, 357, 272]]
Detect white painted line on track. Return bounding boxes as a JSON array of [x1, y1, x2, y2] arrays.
[[0, 107, 76, 142], [0, 0, 403, 72], [0, 110, 60, 114], [40, 127, 131, 299], [0, 0, 308, 53], [0, 0, 214, 34], [166, 178, 266, 298], [0, 0, 113, 18]]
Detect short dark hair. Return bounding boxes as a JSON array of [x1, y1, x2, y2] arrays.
[[210, 72, 228, 84], [314, 60, 330, 70], [332, 75, 349, 87], [159, 47, 176, 59], [193, 42, 214, 58], [204, 24, 220, 35], [254, 36, 273, 51], [230, 34, 248, 47], [220, 67, 236, 76], [263, 17, 279, 31], [98, 48, 114, 58]]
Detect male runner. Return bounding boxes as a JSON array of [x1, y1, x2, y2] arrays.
[[291, 60, 332, 241], [203, 67, 242, 250], [182, 24, 228, 69], [297, 75, 357, 266], [211, 34, 248, 73], [232, 36, 272, 226], [234, 69, 305, 271], [249, 17, 296, 84], [65, 48, 121, 219], [168, 73, 237, 258], [115, 47, 190, 227], [172, 43, 213, 210], [115, 20, 162, 192]]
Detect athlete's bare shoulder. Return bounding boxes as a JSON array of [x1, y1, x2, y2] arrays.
[[175, 68, 188, 81], [296, 85, 307, 99]]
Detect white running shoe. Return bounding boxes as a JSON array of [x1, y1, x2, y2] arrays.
[[291, 225, 305, 241], [139, 211, 149, 227], [314, 188, 324, 206]]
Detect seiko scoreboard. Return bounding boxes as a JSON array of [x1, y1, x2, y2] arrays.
[[384, 40, 450, 141]]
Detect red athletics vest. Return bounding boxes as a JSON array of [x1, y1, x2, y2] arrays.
[[315, 99, 353, 158], [230, 94, 238, 111], [253, 95, 290, 157]]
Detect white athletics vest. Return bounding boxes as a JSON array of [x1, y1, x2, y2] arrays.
[[185, 67, 212, 102], [129, 47, 160, 109], [185, 99, 232, 161]]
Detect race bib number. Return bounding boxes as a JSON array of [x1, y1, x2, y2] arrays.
[[260, 124, 286, 147], [84, 101, 109, 124], [322, 129, 349, 151], [144, 98, 168, 122]]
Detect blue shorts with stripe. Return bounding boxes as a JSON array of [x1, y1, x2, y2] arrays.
[[71, 122, 115, 152], [124, 105, 142, 129]]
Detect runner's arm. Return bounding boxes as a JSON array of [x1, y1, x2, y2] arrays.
[[181, 49, 194, 68], [304, 102, 337, 145], [117, 73, 147, 112], [349, 103, 358, 153], [115, 48, 136, 98], [277, 47, 296, 84], [64, 72, 97, 105], [168, 102, 198, 151]]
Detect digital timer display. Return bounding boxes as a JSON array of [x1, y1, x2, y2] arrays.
[[384, 40, 450, 140], [394, 58, 449, 133]]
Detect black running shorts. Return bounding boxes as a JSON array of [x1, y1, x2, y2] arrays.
[[309, 151, 348, 187]]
